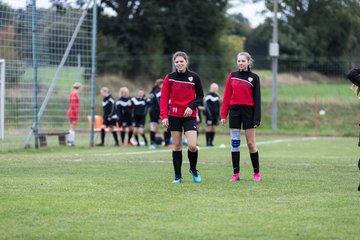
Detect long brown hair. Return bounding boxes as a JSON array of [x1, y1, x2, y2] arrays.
[[173, 51, 189, 64], [154, 79, 164, 87]]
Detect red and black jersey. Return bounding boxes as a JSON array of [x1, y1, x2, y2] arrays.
[[160, 70, 204, 119], [221, 70, 261, 125], [347, 68, 360, 87]]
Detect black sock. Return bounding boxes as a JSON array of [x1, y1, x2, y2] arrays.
[[150, 131, 155, 144], [135, 134, 139, 144], [142, 134, 148, 146], [121, 131, 125, 143], [172, 151, 182, 179], [100, 128, 105, 144], [128, 130, 133, 143], [231, 151, 240, 174], [112, 131, 119, 145], [250, 151, 260, 173], [188, 149, 198, 172], [205, 132, 210, 146], [164, 131, 170, 146], [210, 132, 215, 145]]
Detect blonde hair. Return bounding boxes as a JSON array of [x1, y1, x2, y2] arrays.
[[72, 82, 82, 90], [209, 83, 219, 93], [100, 87, 109, 94], [119, 87, 129, 97], [173, 51, 189, 63], [237, 52, 254, 69]]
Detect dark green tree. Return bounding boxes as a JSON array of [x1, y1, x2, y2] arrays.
[[98, 0, 229, 82], [258, 0, 360, 74], [227, 13, 252, 37]]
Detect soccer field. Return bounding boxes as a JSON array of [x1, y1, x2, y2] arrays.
[[0, 135, 359, 239]]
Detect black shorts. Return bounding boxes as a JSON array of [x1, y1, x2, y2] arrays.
[[132, 114, 146, 128], [206, 117, 219, 126], [229, 105, 254, 130], [149, 110, 160, 123], [103, 118, 116, 128], [206, 112, 219, 126], [119, 115, 132, 128], [168, 116, 197, 132]]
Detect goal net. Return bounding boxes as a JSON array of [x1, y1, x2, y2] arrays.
[[0, 0, 94, 150]]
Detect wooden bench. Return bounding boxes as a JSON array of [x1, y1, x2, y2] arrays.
[[39, 132, 69, 147]]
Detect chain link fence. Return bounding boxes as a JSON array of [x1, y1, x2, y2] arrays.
[[0, 0, 93, 151], [0, 1, 358, 152]]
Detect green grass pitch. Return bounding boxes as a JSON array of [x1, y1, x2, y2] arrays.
[[0, 135, 359, 239]]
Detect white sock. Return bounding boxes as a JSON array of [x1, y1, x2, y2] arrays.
[[69, 130, 75, 143]]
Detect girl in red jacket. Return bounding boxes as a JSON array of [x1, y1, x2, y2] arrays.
[[160, 51, 204, 184], [221, 52, 261, 182], [67, 82, 81, 147]]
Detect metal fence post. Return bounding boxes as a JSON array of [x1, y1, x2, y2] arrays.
[[32, 0, 39, 148], [90, 0, 97, 146], [271, 0, 279, 132]]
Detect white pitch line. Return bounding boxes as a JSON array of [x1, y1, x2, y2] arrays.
[[90, 137, 337, 157], [93, 149, 171, 157]]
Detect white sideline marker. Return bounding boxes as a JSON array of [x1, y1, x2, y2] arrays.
[[91, 137, 332, 157]]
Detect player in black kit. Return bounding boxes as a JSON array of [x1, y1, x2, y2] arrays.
[[131, 89, 149, 146], [204, 83, 220, 147], [148, 79, 163, 149], [97, 87, 119, 146], [116, 87, 134, 146]]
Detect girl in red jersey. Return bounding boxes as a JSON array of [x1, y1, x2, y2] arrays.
[[221, 52, 262, 182], [160, 51, 204, 184], [67, 82, 81, 147]]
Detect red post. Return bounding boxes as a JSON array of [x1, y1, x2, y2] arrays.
[[314, 93, 318, 138]]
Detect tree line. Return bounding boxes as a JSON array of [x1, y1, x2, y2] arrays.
[[97, 0, 360, 82], [2, 0, 360, 84]]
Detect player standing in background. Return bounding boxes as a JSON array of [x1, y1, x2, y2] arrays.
[[346, 67, 360, 191], [67, 82, 81, 147], [161, 51, 204, 184], [116, 87, 134, 146], [131, 89, 149, 146], [97, 87, 119, 146], [204, 83, 220, 147], [221, 52, 261, 182], [149, 79, 163, 149], [196, 102, 204, 142]]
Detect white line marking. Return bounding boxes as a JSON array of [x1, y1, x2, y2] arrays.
[[90, 137, 342, 157]]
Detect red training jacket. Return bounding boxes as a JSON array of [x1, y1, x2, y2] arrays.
[[160, 70, 204, 119], [221, 70, 261, 125]]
